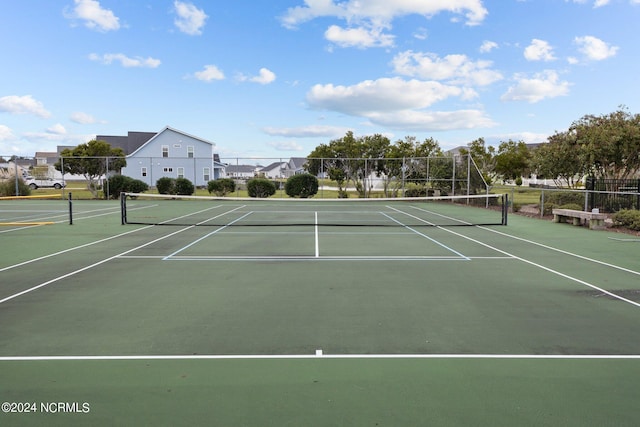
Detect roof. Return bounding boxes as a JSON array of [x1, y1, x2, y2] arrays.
[[288, 157, 307, 169], [259, 161, 286, 172], [35, 152, 58, 158], [96, 132, 157, 155], [225, 165, 258, 173], [98, 126, 215, 157]]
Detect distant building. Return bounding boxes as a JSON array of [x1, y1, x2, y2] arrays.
[[105, 126, 224, 187]]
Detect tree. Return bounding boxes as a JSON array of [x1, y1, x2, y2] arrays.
[[460, 138, 496, 185], [530, 131, 586, 188], [494, 139, 530, 182], [174, 177, 194, 195], [55, 140, 126, 198], [285, 173, 318, 198], [104, 175, 148, 199], [570, 107, 640, 180], [208, 178, 236, 196], [247, 178, 276, 198]]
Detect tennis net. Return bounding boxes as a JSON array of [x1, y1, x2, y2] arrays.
[[0, 194, 72, 225], [120, 193, 508, 227]]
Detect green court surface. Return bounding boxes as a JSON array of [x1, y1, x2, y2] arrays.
[[1, 197, 639, 426]]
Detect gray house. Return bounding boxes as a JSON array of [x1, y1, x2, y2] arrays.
[[113, 126, 223, 187]]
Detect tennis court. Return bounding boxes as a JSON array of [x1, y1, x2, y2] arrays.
[[1, 194, 639, 426]]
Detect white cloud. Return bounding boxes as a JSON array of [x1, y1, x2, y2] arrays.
[[501, 70, 571, 103], [0, 95, 51, 118], [238, 68, 276, 85], [479, 40, 498, 53], [574, 35, 618, 60], [307, 77, 466, 115], [305, 77, 494, 131], [391, 51, 503, 86], [89, 53, 161, 68], [0, 125, 16, 141], [174, 1, 208, 35], [262, 125, 350, 138], [66, 0, 120, 32], [524, 39, 556, 61], [565, 0, 611, 6], [70, 111, 100, 124], [46, 124, 67, 135], [365, 109, 495, 131], [266, 141, 304, 151], [325, 25, 394, 48], [193, 65, 225, 82], [281, 0, 488, 29]]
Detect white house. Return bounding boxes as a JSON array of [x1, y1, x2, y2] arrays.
[[258, 162, 287, 179], [115, 126, 224, 187]]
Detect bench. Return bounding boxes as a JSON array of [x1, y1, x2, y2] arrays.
[[552, 208, 607, 230]]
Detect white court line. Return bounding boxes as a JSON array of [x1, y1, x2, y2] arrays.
[[0, 225, 154, 273], [480, 226, 640, 277], [162, 208, 251, 260], [0, 226, 198, 305], [382, 208, 470, 260], [438, 225, 640, 308], [158, 255, 473, 261], [0, 353, 638, 361], [315, 211, 319, 258]]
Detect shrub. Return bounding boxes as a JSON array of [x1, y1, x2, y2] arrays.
[[612, 209, 640, 231], [543, 191, 584, 206], [247, 178, 276, 198], [128, 178, 149, 194], [404, 183, 427, 197], [0, 178, 31, 196], [559, 203, 583, 211], [208, 178, 236, 196], [104, 175, 149, 199], [285, 174, 318, 198], [174, 177, 194, 195], [156, 177, 175, 195]]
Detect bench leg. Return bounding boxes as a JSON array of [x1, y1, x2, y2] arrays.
[[572, 217, 581, 226]]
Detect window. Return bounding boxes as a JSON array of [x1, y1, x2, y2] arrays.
[[177, 167, 184, 178], [162, 145, 169, 158], [141, 167, 147, 177], [187, 146, 194, 158], [203, 167, 210, 181], [163, 167, 173, 173]]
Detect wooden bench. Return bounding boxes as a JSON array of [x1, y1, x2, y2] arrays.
[[552, 208, 607, 230]]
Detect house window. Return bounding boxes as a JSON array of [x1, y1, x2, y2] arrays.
[[203, 167, 210, 181], [163, 167, 173, 173], [187, 146, 194, 158], [162, 145, 169, 158], [141, 167, 147, 177], [177, 167, 184, 178]]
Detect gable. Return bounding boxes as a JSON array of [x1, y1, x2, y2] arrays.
[[127, 126, 215, 158]]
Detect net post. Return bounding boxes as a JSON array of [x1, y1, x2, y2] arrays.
[[120, 192, 127, 225], [502, 193, 508, 225], [68, 192, 73, 225]]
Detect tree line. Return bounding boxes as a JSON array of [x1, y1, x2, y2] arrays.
[[306, 107, 640, 190]]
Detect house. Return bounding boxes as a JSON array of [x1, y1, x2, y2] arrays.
[[224, 164, 259, 179], [258, 162, 287, 179], [283, 157, 307, 177], [103, 126, 224, 187]]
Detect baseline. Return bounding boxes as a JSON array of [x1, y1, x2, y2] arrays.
[[1, 353, 639, 361]]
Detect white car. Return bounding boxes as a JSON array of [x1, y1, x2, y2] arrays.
[[26, 177, 66, 189]]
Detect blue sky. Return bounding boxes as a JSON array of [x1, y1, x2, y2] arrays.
[[1, 0, 639, 161]]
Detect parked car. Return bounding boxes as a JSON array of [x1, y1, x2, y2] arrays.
[[26, 177, 66, 189]]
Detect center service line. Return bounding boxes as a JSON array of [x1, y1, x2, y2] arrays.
[[315, 211, 320, 258]]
